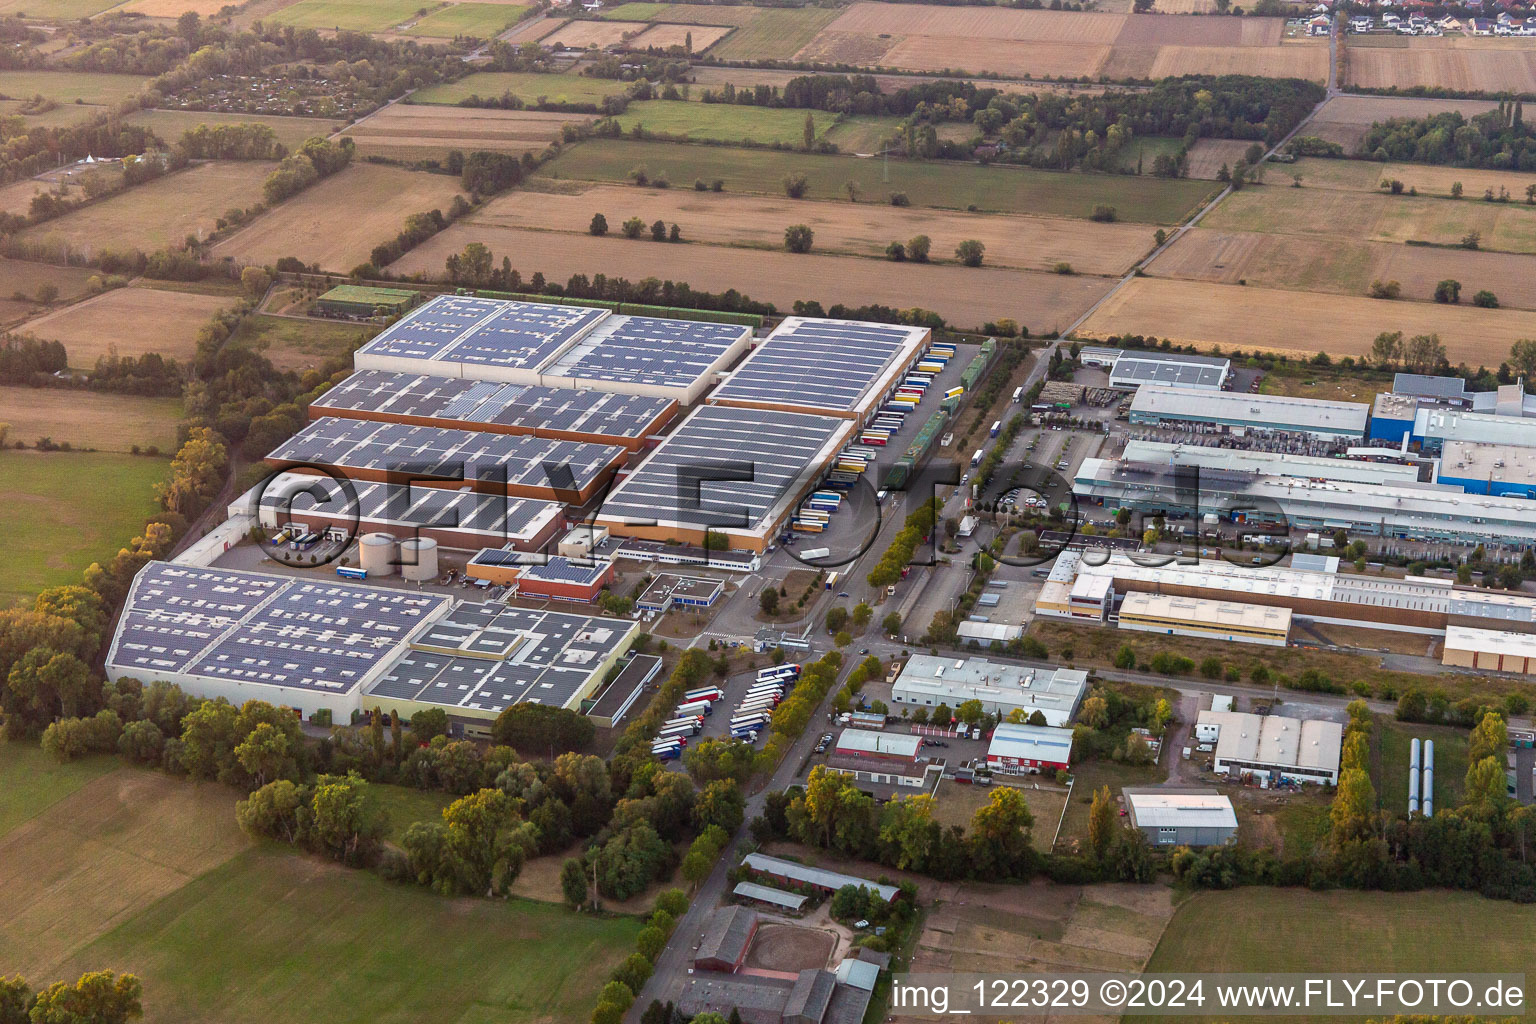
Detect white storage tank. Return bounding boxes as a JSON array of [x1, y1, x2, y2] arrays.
[[358, 533, 397, 577], [400, 537, 438, 582]]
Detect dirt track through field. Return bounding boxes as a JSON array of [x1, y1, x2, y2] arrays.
[[483, 184, 1156, 273], [392, 224, 1112, 329]]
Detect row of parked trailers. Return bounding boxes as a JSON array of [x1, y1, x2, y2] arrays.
[[650, 667, 805, 758]]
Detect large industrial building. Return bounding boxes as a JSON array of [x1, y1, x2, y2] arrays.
[[708, 317, 930, 420], [265, 417, 628, 505], [593, 404, 852, 551], [1128, 386, 1370, 440], [308, 370, 677, 452], [1108, 351, 1231, 392], [889, 656, 1087, 725], [352, 294, 751, 403], [1039, 549, 1536, 638], [1073, 440, 1536, 544], [1123, 788, 1237, 846], [1441, 626, 1536, 675], [1116, 591, 1293, 647], [250, 472, 566, 552], [1195, 710, 1342, 785], [105, 562, 637, 734]]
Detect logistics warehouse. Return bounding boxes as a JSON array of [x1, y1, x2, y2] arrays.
[[105, 562, 639, 735]]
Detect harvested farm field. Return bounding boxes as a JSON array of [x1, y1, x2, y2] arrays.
[[341, 104, 585, 160], [541, 19, 650, 48], [541, 140, 1217, 223], [1151, 227, 1536, 309], [1184, 139, 1259, 179], [1304, 95, 1500, 153], [120, 0, 262, 13], [1202, 186, 1536, 254], [479, 183, 1156, 274], [1347, 43, 1536, 93], [1148, 41, 1326, 80], [1287, 157, 1536, 202], [1079, 277, 1536, 366], [0, 259, 99, 324], [613, 101, 835, 144], [613, 6, 841, 60], [630, 22, 733, 49], [19, 160, 273, 254], [392, 225, 1112, 329], [401, 3, 531, 39], [0, 386, 181, 454], [18, 287, 233, 367], [211, 164, 467, 272]]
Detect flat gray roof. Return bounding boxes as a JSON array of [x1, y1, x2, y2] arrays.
[[1394, 373, 1466, 400], [107, 562, 449, 693], [709, 317, 927, 414], [1416, 408, 1536, 448], [309, 370, 674, 440], [1130, 386, 1369, 436], [741, 853, 899, 901], [733, 881, 808, 910], [597, 405, 847, 535], [1111, 352, 1229, 389]]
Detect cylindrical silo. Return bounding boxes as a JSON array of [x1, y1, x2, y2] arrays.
[[1410, 737, 1421, 771], [1408, 762, 1419, 814], [399, 537, 438, 582], [359, 533, 397, 577], [1424, 739, 1434, 773], [1423, 740, 1435, 817]]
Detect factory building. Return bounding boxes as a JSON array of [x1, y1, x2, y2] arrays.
[[1195, 710, 1342, 785], [1108, 352, 1231, 392], [985, 722, 1074, 774], [1040, 549, 1536, 637], [1116, 592, 1293, 647], [889, 656, 1087, 725], [1128, 386, 1369, 440], [1442, 625, 1536, 675], [353, 294, 751, 403], [833, 729, 922, 763], [1123, 788, 1237, 846], [1413, 405, 1536, 455], [509, 556, 615, 603], [1436, 441, 1536, 498], [308, 370, 677, 452], [248, 473, 567, 553], [634, 574, 724, 614]]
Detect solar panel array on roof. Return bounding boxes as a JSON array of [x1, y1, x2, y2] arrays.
[[1111, 353, 1229, 389], [598, 405, 846, 533], [364, 602, 631, 714], [257, 473, 561, 543], [547, 315, 748, 389], [309, 370, 674, 441], [266, 417, 625, 494], [709, 317, 926, 414], [357, 294, 606, 369], [518, 556, 612, 587], [107, 563, 449, 692]]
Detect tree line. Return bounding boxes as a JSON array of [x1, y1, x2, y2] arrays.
[[1360, 102, 1536, 169]]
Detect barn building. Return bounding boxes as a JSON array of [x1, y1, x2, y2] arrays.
[[693, 906, 759, 973]]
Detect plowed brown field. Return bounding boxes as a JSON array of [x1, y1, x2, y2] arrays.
[[341, 104, 585, 159], [1348, 45, 1536, 92]]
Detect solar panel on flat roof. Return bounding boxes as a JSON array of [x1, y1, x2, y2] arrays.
[[709, 318, 926, 413], [548, 315, 747, 389], [598, 405, 845, 533], [356, 294, 606, 370], [257, 474, 561, 543]]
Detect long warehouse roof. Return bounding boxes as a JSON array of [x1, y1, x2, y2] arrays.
[[309, 370, 675, 441], [1129, 386, 1370, 434], [1119, 591, 1293, 633], [357, 294, 606, 369], [254, 472, 562, 544], [1416, 407, 1536, 448], [366, 601, 633, 714], [106, 562, 449, 693], [709, 317, 927, 414], [1119, 440, 1422, 486], [543, 314, 749, 390], [1111, 352, 1229, 389], [596, 405, 848, 534], [266, 417, 625, 494]]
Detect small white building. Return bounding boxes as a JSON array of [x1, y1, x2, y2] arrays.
[[1196, 710, 1342, 785], [891, 656, 1087, 725], [1124, 788, 1238, 846]]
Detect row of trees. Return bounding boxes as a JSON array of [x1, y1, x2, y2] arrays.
[[0, 970, 142, 1024], [261, 136, 354, 205], [1359, 104, 1536, 169]]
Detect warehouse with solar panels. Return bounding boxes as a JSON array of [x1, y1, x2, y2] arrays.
[[351, 294, 750, 403], [308, 370, 676, 451], [594, 404, 853, 550], [708, 317, 930, 420], [106, 562, 638, 733], [265, 417, 628, 505], [249, 471, 566, 552]]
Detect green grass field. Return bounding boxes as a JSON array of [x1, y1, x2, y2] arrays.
[[615, 101, 834, 145], [541, 139, 1217, 223], [599, 2, 678, 18], [226, 313, 375, 372], [410, 70, 628, 106], [0, 743, 116, 839], [0, 70, 150, 106], [127, 108, 337, 152], [66, 846, 644, 1024], [1373, 719, 1469, 816], [1147, 889, 1536, 1023], [373, 784, 456, 842], [266, 0, 423, 32], [822, 114, 902, 155], [403, 2, 530, 38], [0, 452, 166, 607], [0, 0, 122, 19], [707, 7, 840, 60]]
